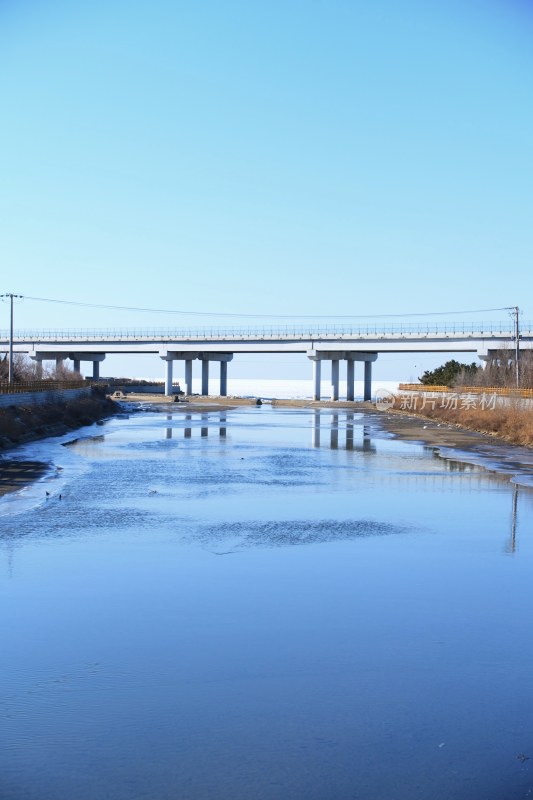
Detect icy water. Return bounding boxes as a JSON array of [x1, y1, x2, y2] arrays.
[[1, 406, 533, 800]]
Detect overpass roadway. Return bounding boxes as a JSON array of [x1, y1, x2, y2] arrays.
[[0, 322, 530, 401]]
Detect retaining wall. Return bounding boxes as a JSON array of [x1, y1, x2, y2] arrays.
[[0, 387, 93, 409]]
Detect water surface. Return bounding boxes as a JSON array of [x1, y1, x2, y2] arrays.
[[1, 407, 532, 799]]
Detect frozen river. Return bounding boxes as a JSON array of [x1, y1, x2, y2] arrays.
[[1, 405, 532, 799]]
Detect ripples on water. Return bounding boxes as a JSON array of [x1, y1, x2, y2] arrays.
[[1, 406, 533, 800]]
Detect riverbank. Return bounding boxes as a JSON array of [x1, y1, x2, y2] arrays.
[[0, 389, 117, 451], [3, 393, 533, 500], [268, 395, 533, 450], [383, 399, 533, 447], [116, 392, 262, 411]]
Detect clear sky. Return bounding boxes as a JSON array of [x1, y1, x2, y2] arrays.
[[1, 0, 532, 382]]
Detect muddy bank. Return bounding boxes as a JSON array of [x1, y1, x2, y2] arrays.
[[272, 398, 367, 409], [372, 409, 500, 449], [0, 460, 50, 497], [119, 393, 263, 412], [370, 408, 533, 484], [0, 389, 118, 452]]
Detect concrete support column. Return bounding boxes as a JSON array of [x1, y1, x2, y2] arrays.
[[93, 361, 100, 381], [312, 360, 321, 401], [331, 360, 339, 401], [165, 360, 173, 396], [55, 357, 64, 369], [201, 360, 209, 396], [35, 358, 43, 379], [346, 360, 355, 401], [364, 360, 372, 401], [185, 359, 193, 395], [73, 359, 81, 374], [220, 361, 228, 396]]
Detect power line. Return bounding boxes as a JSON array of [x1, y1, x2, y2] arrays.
[[18, 294, 515, 320]]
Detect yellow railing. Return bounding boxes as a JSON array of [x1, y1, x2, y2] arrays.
[[398, 384, 533, 399]]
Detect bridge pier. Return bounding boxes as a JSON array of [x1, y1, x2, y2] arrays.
[[346, 360, 355, 402], [161, 352, 233, 397], [198, 353, 233, 396], [201, 360, 209, 396], [312, 360, 321, 401], [165, 359, 173, 395], [308, 351, 377, 402], [185, 359, 193, 395], [29, 351, 105, 380], [160, 352, 200, 396], [364, 360, 372, 401], [331, 360, 340, 401], [220, 361, 228, 396]]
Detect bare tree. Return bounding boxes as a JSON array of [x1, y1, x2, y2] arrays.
[[454, 349, 533, 389]]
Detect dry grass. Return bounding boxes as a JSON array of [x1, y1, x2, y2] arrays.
[[0, 390, 117, 448], [393, 396, 533, 447]]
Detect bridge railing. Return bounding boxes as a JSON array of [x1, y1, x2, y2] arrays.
[[0, 321, 530, 341]]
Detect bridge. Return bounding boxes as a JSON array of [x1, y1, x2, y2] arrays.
[[1, 321, 531, 401]]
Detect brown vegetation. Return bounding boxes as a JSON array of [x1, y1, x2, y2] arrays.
[[454, 350, 533, 389], [0, 388, 117, 449], [0, 354, 81, 382], [397, 348, 533, 446], [392, 396, 533, 447]]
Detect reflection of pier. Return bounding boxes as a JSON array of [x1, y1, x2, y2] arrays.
[[165, 412, 227, 440], [311, 411, 376, 452], [507, 484, 519, 554]]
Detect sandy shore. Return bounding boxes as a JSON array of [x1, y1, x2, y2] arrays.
[[119, 393, 261, 411], [371, 409, 501, 449]]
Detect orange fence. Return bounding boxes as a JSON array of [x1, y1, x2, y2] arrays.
[[398, 384, 533, 399]]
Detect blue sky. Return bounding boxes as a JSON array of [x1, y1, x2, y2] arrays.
[[1, 0, 532, 381]]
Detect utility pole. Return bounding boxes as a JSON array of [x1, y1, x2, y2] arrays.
[[513, 305, 520, 388], [0, 293, 23, 384]]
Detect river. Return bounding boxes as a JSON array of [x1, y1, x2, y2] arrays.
[[1, 405, 532, 799]]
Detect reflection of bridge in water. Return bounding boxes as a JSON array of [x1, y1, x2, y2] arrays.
[[165, 413, 227, 440], [311, 411, 376, 451], [160, 409, 526, 554]]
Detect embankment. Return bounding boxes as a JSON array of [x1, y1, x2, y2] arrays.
[[0, 387, 118, 450], [385, 398, 533, 448]]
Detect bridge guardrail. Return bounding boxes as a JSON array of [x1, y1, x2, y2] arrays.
[[0, 321, 531, 341]]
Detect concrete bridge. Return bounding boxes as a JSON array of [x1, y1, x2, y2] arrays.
[[1, 321, 531, 400]]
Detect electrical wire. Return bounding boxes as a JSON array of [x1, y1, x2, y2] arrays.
[[16, 294, 515, 320]]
